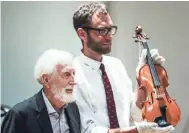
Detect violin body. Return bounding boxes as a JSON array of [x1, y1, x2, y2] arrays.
[[133, 25, 181, 127], [137, 64, 181, 127]]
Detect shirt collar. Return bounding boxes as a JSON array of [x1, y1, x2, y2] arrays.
[[80, 52, 105, 71], [42, 90, 68, 114]]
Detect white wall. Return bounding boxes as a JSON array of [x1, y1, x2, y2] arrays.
[[108, 1, 189, 133], [1, 1, 94, 105], [1, 1, 189, 133]]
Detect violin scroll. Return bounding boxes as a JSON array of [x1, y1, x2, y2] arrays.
[[132, 25, 149, 42]]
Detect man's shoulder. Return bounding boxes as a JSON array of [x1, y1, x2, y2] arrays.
[[103, 55, 122, 64], [73, 54, 82, 61], [72, 55, 82, 65], [10, 93, 38, 115]]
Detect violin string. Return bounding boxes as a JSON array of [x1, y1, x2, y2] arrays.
[[143, 41, 158, 88]]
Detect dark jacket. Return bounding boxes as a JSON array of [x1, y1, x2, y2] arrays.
[[1, 90, 81, 133]]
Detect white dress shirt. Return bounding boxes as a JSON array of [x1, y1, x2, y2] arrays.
[[73, 53, 142, 133]]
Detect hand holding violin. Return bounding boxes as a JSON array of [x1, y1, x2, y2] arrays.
[[136, 121, 174, 133], [133, 25, 181, 128], [136, 49, 165, 77]]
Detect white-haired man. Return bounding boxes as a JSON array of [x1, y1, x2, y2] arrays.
[[1, 49, 81, 133]]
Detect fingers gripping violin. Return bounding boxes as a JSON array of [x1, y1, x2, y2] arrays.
[[133, 26, 181, 127]]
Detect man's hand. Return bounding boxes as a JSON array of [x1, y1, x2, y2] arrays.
[[136, 121, 174, 133], [136, 49, 165, 77]]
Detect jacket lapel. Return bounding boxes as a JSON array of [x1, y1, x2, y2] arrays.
[[35, 90, 53, 133], [65, 103, 80, 133]]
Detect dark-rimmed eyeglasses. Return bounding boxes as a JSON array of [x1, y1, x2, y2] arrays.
[[82, 26, 117, 36]]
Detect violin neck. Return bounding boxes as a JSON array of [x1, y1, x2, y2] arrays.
[[142, 40, 161, 88]]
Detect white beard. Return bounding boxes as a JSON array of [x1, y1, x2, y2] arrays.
[[51, 85, 73, 103]]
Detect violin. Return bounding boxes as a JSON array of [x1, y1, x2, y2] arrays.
[[133, 26, 181, 127]]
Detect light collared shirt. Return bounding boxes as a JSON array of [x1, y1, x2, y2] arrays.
[[73, 53, 142, 133], [42, 90, 70, 133]]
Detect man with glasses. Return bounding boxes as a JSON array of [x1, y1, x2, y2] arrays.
[[72, 2, 174, 133], [81, 26, 117, 36]]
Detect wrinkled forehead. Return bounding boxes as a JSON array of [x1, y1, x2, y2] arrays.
[[62, 65, 75, 73], [55, 64, 75, 73]]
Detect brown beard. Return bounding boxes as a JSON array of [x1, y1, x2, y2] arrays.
[[87, 35, 111, 55]]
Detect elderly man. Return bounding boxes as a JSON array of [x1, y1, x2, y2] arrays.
[[1, 49, 81, 133]]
